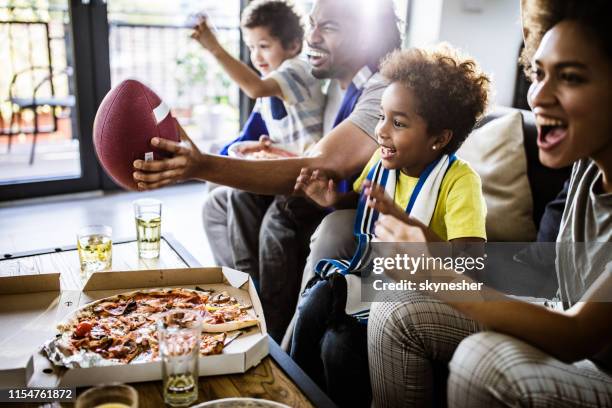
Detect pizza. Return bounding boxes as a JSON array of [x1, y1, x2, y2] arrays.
[[243, 148, 294, 160], [228, 141, 297, 160], [43, 288, 259, 368]]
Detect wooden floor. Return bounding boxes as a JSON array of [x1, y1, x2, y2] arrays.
[[0, 183, 216, 267]]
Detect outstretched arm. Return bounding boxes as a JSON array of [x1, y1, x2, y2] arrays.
[[133, 120, 378, 195], [374, 213, 612, 363], [447, 270, 612, 363], [191, 17, 282, 99]]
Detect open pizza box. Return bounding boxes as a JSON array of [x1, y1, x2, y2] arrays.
[[0, 267, 269, 388]]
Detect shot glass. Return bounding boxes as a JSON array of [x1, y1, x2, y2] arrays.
[[133, 198, 162, 259], [77, 225, 112, 278], [75, 383, 138, 408], [157, 309, 202, 407]]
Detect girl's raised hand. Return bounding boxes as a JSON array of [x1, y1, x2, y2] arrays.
[[294, 168, 339, 207], [363, 180, 409, 223], [364, 180, 443, 243], [374, 214, 428, 243]]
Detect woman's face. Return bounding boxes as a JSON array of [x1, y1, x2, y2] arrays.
[[527, 20, 612, 169]]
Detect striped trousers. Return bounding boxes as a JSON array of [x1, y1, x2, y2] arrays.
[[368, 291, 612, 407]]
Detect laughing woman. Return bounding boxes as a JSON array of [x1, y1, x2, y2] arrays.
[[367, 0, 612, 407]]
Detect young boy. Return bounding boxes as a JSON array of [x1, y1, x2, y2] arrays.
[[192, 0, 327, 340], [191, 0, 324, 155], [292, 44, 490, 406]]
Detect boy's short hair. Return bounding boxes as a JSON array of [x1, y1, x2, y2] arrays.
[[380, 45, 490, 154], [241, 0, 304, 52]]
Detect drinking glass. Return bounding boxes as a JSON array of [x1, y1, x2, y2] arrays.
[[133, 198, 162, 259], [77, 225, 112, 278], [75, 383, 138, 408], [157, 309, 202, 407]]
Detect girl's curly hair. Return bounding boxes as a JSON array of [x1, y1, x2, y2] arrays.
[[380, 45, 490, 153]]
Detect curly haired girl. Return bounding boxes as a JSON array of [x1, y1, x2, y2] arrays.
[[291, 44, 491, 407]]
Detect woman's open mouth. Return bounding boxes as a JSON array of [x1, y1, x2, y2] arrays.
[[307, 47, 329, 68], [536, 116, 568, 151], [380, 145, 397, 160]]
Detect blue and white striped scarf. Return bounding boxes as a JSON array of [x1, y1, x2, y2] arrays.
[[315, 154, 457, 322]]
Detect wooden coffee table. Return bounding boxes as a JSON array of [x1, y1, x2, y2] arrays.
[[0, 234, 336, 408]]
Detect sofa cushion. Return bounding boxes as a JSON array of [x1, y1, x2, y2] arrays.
[[458, 111, 537, 241]]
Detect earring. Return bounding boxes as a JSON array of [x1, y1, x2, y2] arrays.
[[432, 146, 437, 150]]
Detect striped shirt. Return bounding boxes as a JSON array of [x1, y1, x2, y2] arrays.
[[258, 56, 325, 155]]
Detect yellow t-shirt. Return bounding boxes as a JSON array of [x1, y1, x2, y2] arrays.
[[353, 151, 487, 241]]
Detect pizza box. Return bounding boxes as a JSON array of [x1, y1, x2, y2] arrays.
[[0, 267, 269, 388], [0, 273, 62, 388]]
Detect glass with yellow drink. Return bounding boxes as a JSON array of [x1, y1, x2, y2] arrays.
[[77, 225, 112, 278], [133, 198, 162, 259]]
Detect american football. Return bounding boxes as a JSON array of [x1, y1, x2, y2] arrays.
[[92, 79, 180, 190]]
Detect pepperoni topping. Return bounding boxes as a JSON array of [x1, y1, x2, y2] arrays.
[[74, 321, 93, 338]]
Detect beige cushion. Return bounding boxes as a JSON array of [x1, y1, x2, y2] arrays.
[[457, 111, 537, 241]]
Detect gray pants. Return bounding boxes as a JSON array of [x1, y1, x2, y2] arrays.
[[368, 290, 612, 407], [202, 186, 326, 341]]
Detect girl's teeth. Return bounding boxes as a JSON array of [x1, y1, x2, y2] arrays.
[[382, 146, 396, 155]]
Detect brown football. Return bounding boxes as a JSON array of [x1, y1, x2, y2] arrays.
[[93, 79, 180, 190]]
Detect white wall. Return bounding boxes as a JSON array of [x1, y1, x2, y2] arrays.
[[407, 0, 523, 107]]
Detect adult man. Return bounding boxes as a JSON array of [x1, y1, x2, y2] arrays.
[[133, 0, 402, 341]]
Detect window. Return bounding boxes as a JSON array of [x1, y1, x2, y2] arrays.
[[107, 0, 241, 153]]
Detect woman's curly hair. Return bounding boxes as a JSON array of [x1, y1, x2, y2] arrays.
[[241, 0, 304, 52], [380, 45, 490, 153], [520, 0, 612, 76]]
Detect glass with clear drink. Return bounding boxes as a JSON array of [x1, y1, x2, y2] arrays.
[[133, 198, 162, 259], [77, 225, 112, 278], [157, 309, 202, 407]]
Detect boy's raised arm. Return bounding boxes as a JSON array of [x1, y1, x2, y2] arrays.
[[191, 18, 282, 99]]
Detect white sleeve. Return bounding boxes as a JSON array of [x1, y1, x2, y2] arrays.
[[267, 58, 320, 106]]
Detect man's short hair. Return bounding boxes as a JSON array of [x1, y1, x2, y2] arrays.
[[241, 0, 304, 52]]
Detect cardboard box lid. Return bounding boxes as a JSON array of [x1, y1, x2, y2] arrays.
[[0, 267, 267, 387], [82, 266, 249, 291], [0, 273, 60, 295], [0, 273, 63, 386]]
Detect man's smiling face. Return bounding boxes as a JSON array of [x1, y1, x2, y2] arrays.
[[305, 0, 363, 80]]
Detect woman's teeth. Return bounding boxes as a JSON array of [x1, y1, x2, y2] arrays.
[[536, 115, 569, 150], [536, 117, 566, 127]]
